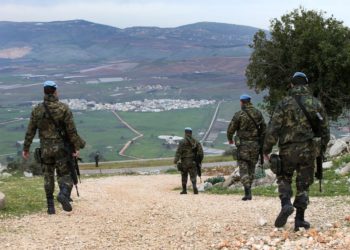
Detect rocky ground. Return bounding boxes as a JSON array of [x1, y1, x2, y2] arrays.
[[0, 175, 349, 250]]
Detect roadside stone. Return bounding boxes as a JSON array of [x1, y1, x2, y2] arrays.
[[340, 136, 350, 143], [322, 161, 333, 169], [0, 192, 5, 210], [336, 163, 350, 176], [329, 140, 349, 157], [253, 169, 276, 187], [24, 171, 33, 178], [198, 182, 213, 192], [0, 163, 6, 173], [214, 182, 223, 187], [150, 170, 160, 175], [1, 172, 12, 178], [258, 217, 267, 227], [204, 182, 213, 191], [222, 168, 240, 188]]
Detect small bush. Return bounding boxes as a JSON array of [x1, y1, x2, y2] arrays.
[[205, 176, 225, 185]]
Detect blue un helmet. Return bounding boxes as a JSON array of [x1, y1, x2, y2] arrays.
[[43, 80, 58, 89], [292, 72, 308, 85], [240, 94, 251, 101], [184, 127, 192, 133]]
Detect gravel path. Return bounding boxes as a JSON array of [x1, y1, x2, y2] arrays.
[[1, 175, 349, 249]]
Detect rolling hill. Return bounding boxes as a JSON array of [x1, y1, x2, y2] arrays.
[[0, 20, 260, 63]]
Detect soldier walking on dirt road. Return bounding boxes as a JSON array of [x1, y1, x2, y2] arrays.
[[174, 127, 203, 194], [22, 81, 85, 214]]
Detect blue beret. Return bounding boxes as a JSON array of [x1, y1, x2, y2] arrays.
[[184, 127, 192, 132], [240, 94, 251, 101], [43, 81, 57, 88], [292, 72, 308, 82]]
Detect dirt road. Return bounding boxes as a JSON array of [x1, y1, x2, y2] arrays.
[[1, 175, 349, 249]]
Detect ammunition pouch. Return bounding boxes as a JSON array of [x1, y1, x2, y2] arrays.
[[177, 162, 183, 172], [34, 148, 43, 164], [269, 154, 282, 175]]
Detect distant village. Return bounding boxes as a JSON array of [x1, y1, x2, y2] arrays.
[[47, 98, 216, 112]]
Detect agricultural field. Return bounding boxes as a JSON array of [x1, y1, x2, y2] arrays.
[[116, 106, 216, 159], [0, 106, 218, 164]]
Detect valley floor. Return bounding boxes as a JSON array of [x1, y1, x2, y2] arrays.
[[0, 175, 349, 249]]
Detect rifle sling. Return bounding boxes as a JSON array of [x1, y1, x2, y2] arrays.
[[185, 137, 198, 156], [43, 103, 66, 142], [242, 109, 261, 137], [293, 96, 318, 136]]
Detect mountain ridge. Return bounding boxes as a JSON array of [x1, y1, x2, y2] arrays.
[[0, 20, 261, 63]]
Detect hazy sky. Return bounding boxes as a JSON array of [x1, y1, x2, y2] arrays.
[[0, 0, 349, 29]]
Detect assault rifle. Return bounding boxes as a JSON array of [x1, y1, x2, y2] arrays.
[[315, 153, 324, 192], [193, 146, 203, 183], [294, 96, 324, 192], [65, 142, 82, 196], [43, 103, 81, 196], [187, 137, 203, 183]]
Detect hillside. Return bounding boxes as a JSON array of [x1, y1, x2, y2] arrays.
[[0, 20, 260, 63], [0, 20, 260, 163]]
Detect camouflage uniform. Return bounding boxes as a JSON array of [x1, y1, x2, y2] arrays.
[[23, 94, 85, 212], [263, 85, 330, 229], [227, 102, 266, 188], [174, 135, 203, 193]]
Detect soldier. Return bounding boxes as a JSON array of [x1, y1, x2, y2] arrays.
[[174, 127, 204, 194], [22, 81, 85, 214], [263, 72, 330, 231], [227, 94, 266, 201], [95, 152, 100, 168]]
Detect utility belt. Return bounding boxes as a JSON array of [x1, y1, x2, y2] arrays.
[[235, 136, 259, 146], [40, 138, 64, 143], [34, 138, 68, 164], [279, 138, 318, 153]]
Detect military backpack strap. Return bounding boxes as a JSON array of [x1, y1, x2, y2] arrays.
[[242, 109, 261, 135], [293, 96, 320, 136], [42, 102, 66, 141]]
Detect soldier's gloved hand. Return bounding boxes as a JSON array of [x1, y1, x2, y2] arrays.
[[73, 150, 80, 157], [22, 150, 30, 160], [228, 140, 234, 145], [263, 154, 270, 162]]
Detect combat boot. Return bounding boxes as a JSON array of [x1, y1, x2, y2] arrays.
[[294, 208, 310, 231], [46, 195, 55, 215], [180, 184, 187, 194], [242, 186, 252, 201], [275, 198, 294, 227], [57, 185, 72, 212], [192, 182, 198, 195]]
